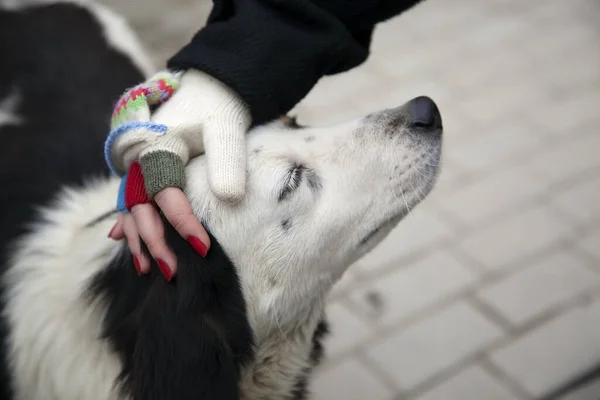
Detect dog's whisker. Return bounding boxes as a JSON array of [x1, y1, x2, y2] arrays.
[[413, 167, 437, 188], [398, 183, 412, 214], [408, 180, 424, 204], [421, 160, 440, 168]]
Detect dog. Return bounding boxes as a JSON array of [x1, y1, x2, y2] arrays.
[[0, 1, 443, 399]]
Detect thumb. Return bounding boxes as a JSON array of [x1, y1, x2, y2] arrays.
[[203, 121, 247, 203]]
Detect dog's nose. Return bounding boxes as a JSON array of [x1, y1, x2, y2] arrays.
[[407, 96, 442, 130]]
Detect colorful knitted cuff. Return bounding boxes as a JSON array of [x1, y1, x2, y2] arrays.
[[111, 72, 180, 130], [125, 161, 151, 211], [104, 121, 168, 176], [104, 71, 181, 176], [140, 150, 186, 198]]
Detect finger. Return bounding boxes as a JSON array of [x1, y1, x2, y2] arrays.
[[108, 213, 125, 240], [154, 187, 210, 257], [130, 203, 177, 281], [203, 123, 246, 202], [122, 213, 150, 275]]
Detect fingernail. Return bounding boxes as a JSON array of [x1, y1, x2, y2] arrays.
[[156, 259, 173, 282], [107, 224, 117, 239], [133, 256, 142, 276], [187, 236, 208, 257]]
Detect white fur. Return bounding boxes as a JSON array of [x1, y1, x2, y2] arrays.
[[86, 2, 156, 78], [4, 180, 124, 400], [0, 88, 22, 128], [4, 108, 441, 399]]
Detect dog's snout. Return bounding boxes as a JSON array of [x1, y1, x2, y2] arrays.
[[407, 96, 442, 131]]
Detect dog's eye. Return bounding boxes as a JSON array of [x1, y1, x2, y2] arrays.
[[278, 164, 304, 202]]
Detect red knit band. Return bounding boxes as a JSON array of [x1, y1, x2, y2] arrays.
[[125, 161, 151, 211]]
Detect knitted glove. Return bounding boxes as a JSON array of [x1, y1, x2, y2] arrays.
[[105, 69, 251, 211]]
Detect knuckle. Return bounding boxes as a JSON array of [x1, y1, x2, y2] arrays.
[[171, 213, 190, 232], [153, 189, 173, 206], [122, 221, 136, 238], [153, 190, 167, 205], [130, 205, 145, 216], [125, 234, 139, 253], [144, 236, 165, 256]]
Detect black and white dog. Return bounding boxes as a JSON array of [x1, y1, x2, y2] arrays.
[[0, 1, 443, 399]]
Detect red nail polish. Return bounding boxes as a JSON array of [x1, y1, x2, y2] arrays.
[[107, 224, 117, 239], [133, 256, 142, 276], [156, 259, 173, 282], [187, 236, 208, 257]]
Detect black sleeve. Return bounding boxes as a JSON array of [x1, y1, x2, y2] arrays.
[[167, 0, 424, 125]]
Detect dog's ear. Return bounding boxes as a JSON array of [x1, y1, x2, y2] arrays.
[[88, 218, 254, 400]]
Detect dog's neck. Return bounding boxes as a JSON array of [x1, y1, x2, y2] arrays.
[[239, 305, 326, 399]]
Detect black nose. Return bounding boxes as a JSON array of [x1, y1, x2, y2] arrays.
[[407, 96, 442, 130]]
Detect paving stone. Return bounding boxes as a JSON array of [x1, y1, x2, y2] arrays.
[[311, 359, 393, 400], [577, 229, 600, 262], [478, 251, 600, 325], [368, 302, 503, 390], [459, 206, 573, 271], [415, 365, 519, 400], [349, 251, 477, 326], [550, 174, 600, 225], [558, 377, 600, 400], [323, 301, 371, 359], [439, 164, 546, 225], [490, 298, 600, 397], [525, 133, 600, 188]]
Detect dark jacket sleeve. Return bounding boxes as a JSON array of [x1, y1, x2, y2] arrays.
[[167, 0, 424, 125]]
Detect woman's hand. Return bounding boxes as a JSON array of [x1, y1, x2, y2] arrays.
[[105, 70, 251, 281], [108, 187, 209, 281]]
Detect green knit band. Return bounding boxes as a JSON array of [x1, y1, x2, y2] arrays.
[[139, 151, 186, 198]]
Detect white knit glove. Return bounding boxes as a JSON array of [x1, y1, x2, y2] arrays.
[[107, 69, 251, 202]]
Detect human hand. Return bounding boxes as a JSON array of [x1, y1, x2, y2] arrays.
[[108, 187, 209, 281], [105, 70, 251, 280]]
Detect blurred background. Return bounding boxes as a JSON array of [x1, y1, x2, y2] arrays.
[[107, 0, 600, 398]]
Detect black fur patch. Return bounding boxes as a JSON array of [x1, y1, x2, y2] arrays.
[[0, 4, 144, 248], [88, 218, 255, 400], [0, 4, 145, 399], [291, 319, 329, 400]]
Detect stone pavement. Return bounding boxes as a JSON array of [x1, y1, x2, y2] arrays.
[[103, 0, 600, 398]]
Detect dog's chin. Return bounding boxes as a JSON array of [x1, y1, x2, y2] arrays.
[[357, 213, 404, 256]]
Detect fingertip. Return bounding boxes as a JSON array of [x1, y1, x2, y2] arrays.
[[108, 219, 125, 239], [157, 189, 211, 257], [155, 253, 177, 281], [135, 253, 151, 275], [122, 213, 147, 275], [210, 179, 246, 203], [108, 223, 118, 239], [133, 255, 142, 275], [187, 235, 208, 257], [156, 259, 173, 282]]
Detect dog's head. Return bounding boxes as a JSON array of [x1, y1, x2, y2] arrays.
[[186, 95, 443, 336], [93, 95, 442, 399]]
